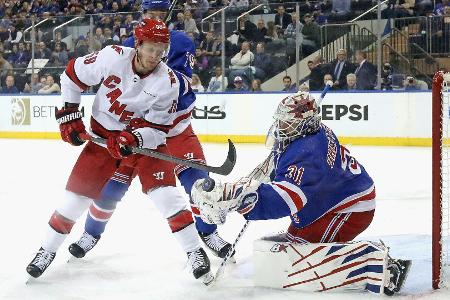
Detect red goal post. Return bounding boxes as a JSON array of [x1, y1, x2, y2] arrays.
[[432, 71, 450, 289]]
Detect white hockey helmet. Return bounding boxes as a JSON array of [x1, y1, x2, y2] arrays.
[[266, 92, 321, 149]]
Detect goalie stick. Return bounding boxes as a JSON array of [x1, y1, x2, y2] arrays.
[[79, 133, 237, 176]]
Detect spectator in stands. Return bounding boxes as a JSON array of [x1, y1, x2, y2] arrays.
[[237, 14, 258, 43], [102, 27, 120, 47], [169, 13, 185, 31], [382, 0, 415, 18], [23, 73, 44, 94], [434, 0, 450, 15], [302, 13, 320, 56], [229, 41, 254, 84], [2, 75, 19, 94], [74, 36, 89, 57], [265, 21, 283, 46], [50, 42, 69, 66], [38, 74, 60, 94], [192, 0, 210, 21], [252, 42, 271, 80], [403, 75, 428, 90], [354, 50, 377, 90], [112, 15, 126, 40], [49, 31, 68, 52], [184, 10, 199, 35], [231, 75, 247, 91], [35, 42, 51, 59], [330, 0, 351, 22], [199, 31, 221, 69], [191, 74, 205, 92], [250, 79, 262, 92], [94, 27, 106, 45], [434, 5, 450, 53], [329, 49, 354, 89], [282, 75, 297, 92], [345, 73, 357, 90], [415, 0, 433, 15], [207, 66, 228, 92], [284, 12, 304, 62], [229, 0, 249, 14], [254, 19, 267, 43], [7, 25, 23, 44], [308, 55, 328, 91], [13, 42, 31, 68], [381, 62, 394, 90], [275, 5, 292, 30]]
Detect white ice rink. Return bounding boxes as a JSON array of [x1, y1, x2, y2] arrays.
[[0, 139, 449, 300]]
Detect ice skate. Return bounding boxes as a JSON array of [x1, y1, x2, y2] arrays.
[[68, 231, 100, 258], [26, 247, 56, 278], [384, 258, 412, 296], [200, 230, 235, 262], [187, 247, 214, 285]]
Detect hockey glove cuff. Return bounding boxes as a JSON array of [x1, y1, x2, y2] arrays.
[[55, 106, 86, 146]]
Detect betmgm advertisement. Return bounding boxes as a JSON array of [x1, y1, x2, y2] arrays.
[[0, 96, 89, 139]]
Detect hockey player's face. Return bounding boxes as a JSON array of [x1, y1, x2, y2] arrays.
[[144, 10, 167, 21], [137, 41, 168, 70]]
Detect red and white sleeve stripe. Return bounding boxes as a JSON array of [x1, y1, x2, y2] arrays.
[[271, 181, 308, 214]]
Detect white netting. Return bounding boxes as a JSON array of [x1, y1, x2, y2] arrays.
[[440, 73, 450, 288]]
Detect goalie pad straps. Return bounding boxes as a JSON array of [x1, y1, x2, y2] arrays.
[[253, 239, 388, 294]]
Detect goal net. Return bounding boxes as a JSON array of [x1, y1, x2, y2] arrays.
[[432, 71, 450, 289]]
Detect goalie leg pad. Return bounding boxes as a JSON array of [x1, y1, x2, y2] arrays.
[[253, 238, 388, 294]]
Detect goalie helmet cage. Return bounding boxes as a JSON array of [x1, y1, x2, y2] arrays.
[[432, 71, 450, 289]]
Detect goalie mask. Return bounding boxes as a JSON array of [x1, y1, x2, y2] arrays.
[[266, 92, 321, 149]]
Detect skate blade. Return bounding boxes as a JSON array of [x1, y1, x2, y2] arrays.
[[201, 272, 215, 286], [228, 256, 236, 264], [25, 275, 37, 284]]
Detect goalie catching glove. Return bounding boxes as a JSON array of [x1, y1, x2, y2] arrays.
[[55, 105, 86, 146], [191, 178, 259, 225]]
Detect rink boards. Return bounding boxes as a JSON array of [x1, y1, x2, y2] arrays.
[[0, 91, 432, 146]]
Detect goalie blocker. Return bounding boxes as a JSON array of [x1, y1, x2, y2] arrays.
[[253, 237, 411, 296]]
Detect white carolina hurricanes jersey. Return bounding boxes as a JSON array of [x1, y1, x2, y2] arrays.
[[60, 45, 180, 149]]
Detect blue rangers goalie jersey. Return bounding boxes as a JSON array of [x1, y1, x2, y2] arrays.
[[245, 124, 376, 228]]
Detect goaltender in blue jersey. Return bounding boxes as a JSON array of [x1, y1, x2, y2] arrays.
[[191, 91, 412, 295]]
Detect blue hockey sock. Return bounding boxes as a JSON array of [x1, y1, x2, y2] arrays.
[[179, 168, 217, 235], [85, 179, 129, 237]]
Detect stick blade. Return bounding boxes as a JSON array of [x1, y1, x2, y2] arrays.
[[209, 139, 237, 175]]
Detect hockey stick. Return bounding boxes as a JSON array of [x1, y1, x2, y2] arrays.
[[79, 133, 237, 176], [164, 0, 178, 23], [316, 81, 333, 106], [213, 219, 251, 283]]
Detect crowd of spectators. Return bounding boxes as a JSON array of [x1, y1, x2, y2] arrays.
[[0, 0, 448, 94]]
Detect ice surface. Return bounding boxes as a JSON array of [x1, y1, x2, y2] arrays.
[[0, 139, 448, 299]]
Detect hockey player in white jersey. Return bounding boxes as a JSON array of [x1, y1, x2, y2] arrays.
[[66, 0, 233, 266], [191, 91, 412, 295], [26, 19, 213, 284]]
